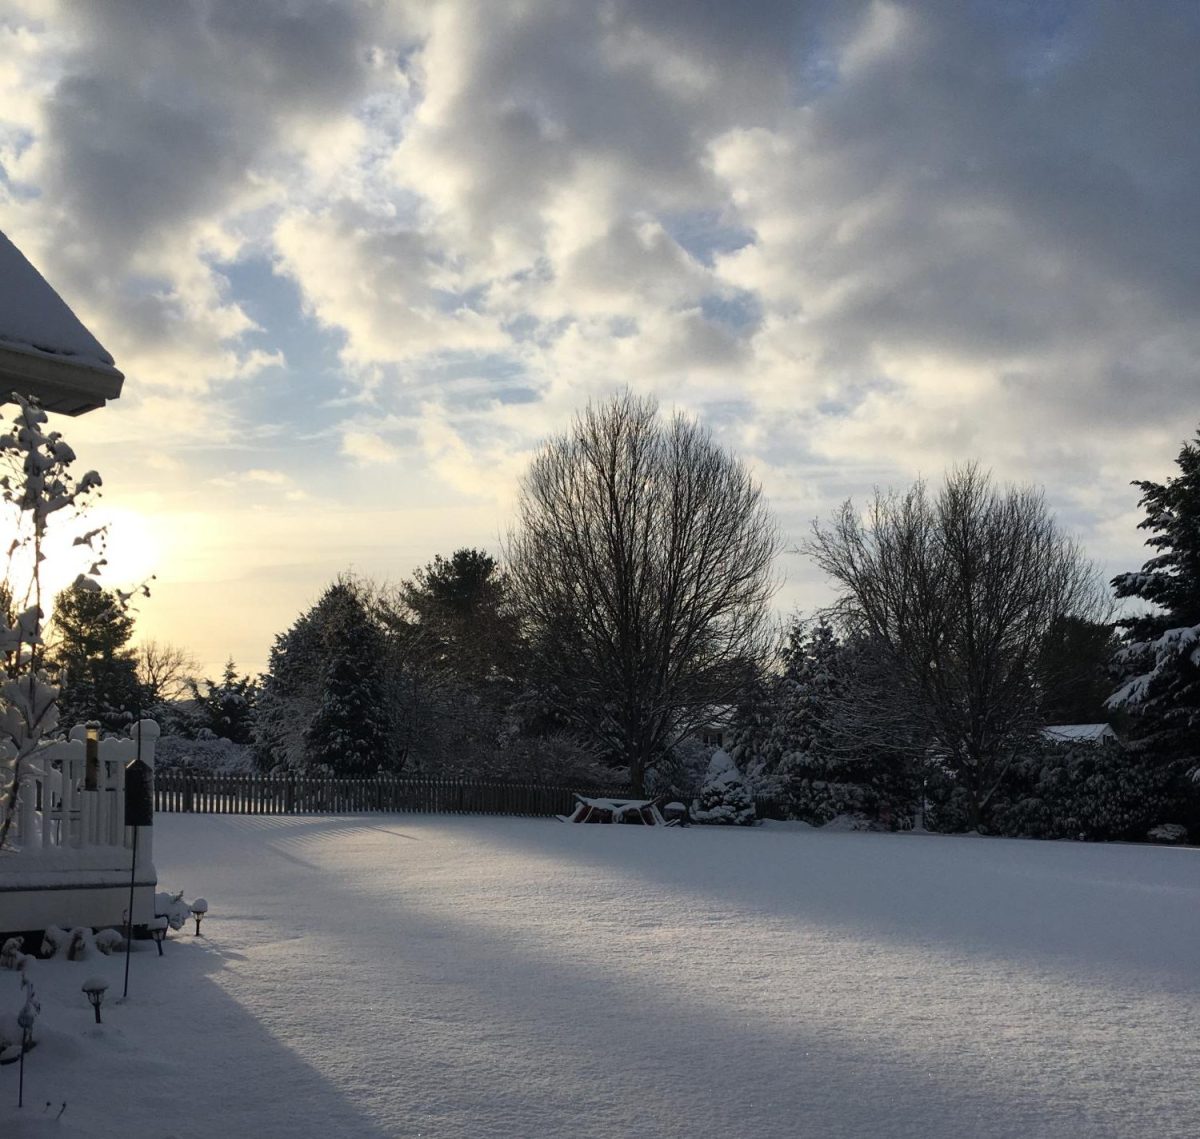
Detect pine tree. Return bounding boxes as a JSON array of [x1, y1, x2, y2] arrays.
[[1109, 428, 1200, 783], [775, 618, 864, 824], [255, 577, 392, 774], [254, 609, 323, 771], [381, 548, 525, 776], [50, 580, 144, 732], [692, 749, 756, 825], [187, 660, 257, 744], [304, 597, 389, 775]]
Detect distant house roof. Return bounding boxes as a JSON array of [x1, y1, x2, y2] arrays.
[[0, 229, 123, 415], [1040, 723, 1117, 745]]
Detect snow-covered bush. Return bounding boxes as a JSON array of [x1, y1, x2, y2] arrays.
[[984, 739, 1174, 842], [780, 770, 876, 828], [1148, 823, 1188, 844], [1, 937, 25, 969], [155, 733, 255, 773], [94, 928, 124, 955], [692, 749, 756, 825], [39, 925, 98, 959], [155, 890, 193, 931]]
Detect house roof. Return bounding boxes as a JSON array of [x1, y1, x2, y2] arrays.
[[0, 229, 123, 415], [1040, 723, 1117, 744]]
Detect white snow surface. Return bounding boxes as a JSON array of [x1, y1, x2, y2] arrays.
[[3, 815, 1199, 1137], [0, 231, 117, 371]]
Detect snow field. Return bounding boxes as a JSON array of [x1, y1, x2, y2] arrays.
[[3, 815, 1199, 1138]]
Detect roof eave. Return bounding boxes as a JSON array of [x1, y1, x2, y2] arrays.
[[0, 342, 124, 416]]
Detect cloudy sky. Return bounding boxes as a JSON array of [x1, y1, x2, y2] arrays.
[[1, 0, 1197, 677]]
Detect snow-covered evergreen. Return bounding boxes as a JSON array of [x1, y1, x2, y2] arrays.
[[304, 597, 389, 775], [730, 618, 912, 827], [1108, 427, 1200, 822], [185, 659, 257, 744], [692, 748, 756, 825], [255, 578, 391, 775]]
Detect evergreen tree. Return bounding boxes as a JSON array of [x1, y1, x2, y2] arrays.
[[775, 619, 875, 824], [187, 660, 257, 744], [304, 612, 389, 775], [255, 577, 392, 774], [692, 749, 756, 825], [379, 548, 524, 777], [400, 548, 521, 683], [725, 667, 779, 789], [254, 605, 324, 770], [1109, 428, 1200, 787], [50, 580, 144, 732]]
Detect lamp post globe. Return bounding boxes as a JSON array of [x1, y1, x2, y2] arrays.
[[81, 978, 108, 1024]]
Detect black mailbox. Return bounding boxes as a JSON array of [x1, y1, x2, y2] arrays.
[[125, 758, 154, 827]]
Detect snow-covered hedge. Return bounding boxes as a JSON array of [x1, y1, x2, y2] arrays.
[[945, 738, 1180, 842], [155, 734, 255, 773]]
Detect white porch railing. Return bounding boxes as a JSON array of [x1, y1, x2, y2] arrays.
[[6, 721, 158, 869], [1, 721, 159, 933]]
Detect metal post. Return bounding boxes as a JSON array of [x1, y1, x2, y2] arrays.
[[122, 823, 138, 1000]]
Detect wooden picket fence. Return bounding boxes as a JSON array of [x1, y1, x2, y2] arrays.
[[154, 771, 632, 819]]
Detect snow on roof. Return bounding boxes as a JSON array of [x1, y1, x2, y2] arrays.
[[0, 230, 118, 369], [0, 229, 123, 414], [1040, 723, 1117, 744]]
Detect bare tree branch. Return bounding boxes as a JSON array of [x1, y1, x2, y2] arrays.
[[807, 464, 1107, 827], [505, 393, 780, 794]]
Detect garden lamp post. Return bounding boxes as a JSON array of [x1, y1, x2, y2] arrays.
[[81, 978, 108, 1024], [190, 898, 208, 936], [148, 917, 168, 956], [16, 1003, 35, 1108]]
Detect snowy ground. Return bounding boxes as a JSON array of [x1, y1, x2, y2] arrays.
[[3, 815, 1199, 1138]]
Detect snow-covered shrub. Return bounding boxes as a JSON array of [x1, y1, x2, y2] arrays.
[[66, 928, 95, 961], [692, 749, 756, 825], [155, 890, 193, 931], [986, 739, 1174, 842], [39, 926, 70, 958], [779, 767, 878, 828], [94, 928, 124, 955], [1, 937, 25, 969], [38, 925, 97, 959], [155, 733, 254, 773], [1147, 823, 1188, 844]]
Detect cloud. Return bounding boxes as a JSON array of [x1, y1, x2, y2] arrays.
[[340, 429, 400, 465], [3, 0, 1199, 670]]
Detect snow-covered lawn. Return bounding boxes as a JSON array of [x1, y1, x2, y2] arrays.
[[4, 815, 1199, 1138]]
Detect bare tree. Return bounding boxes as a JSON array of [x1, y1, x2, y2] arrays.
[[807, 465, 1106, 829], [136, 640, 199, 704], [505, 393, 780, 794]]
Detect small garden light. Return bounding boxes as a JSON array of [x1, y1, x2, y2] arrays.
[[81, 977, 108, 1024], [148, 917, 169, 956], [189, 898, 209, 937]]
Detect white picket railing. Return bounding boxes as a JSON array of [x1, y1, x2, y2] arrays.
[[6, 720, 158, 868]]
